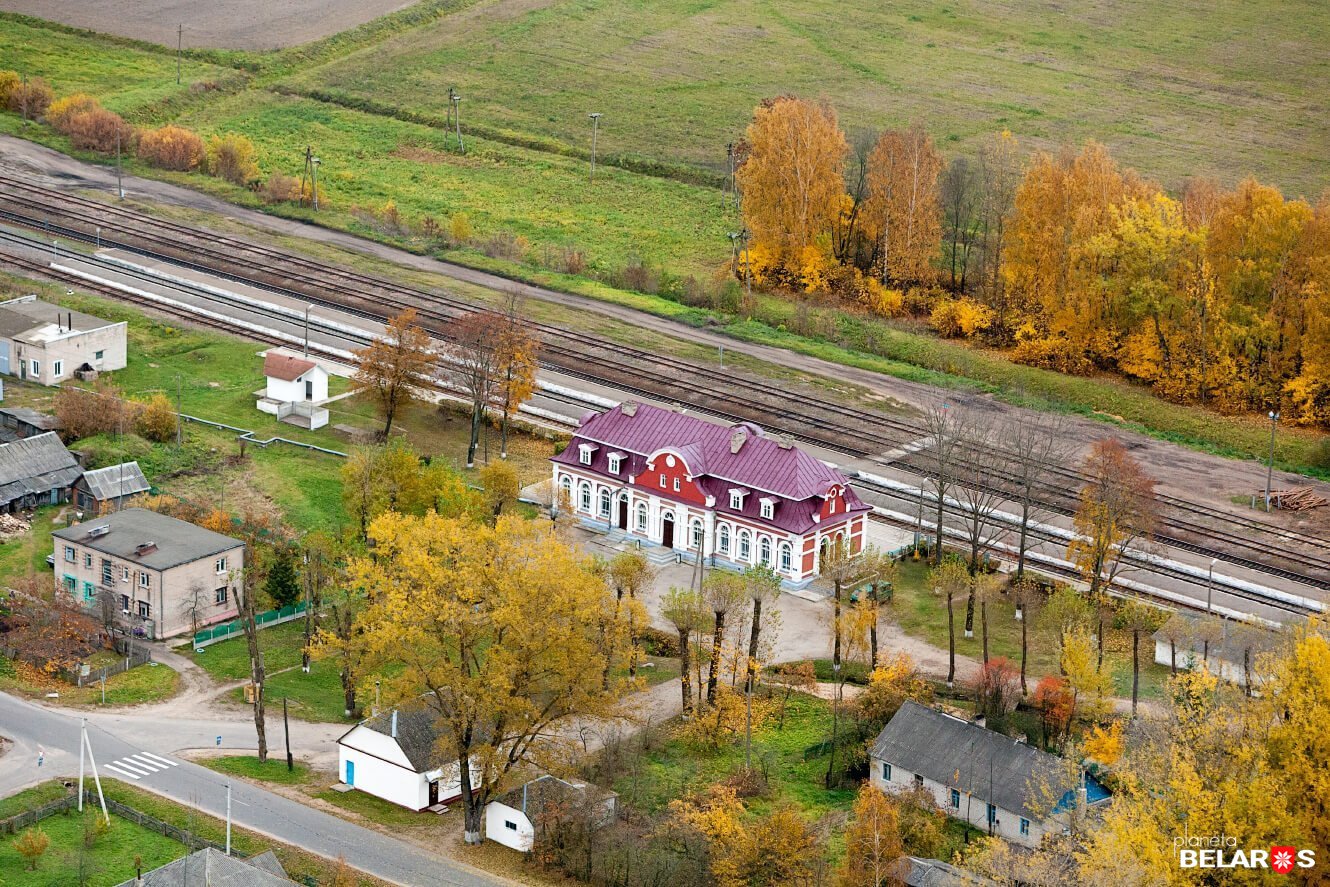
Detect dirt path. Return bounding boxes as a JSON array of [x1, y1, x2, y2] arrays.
[[0, 0, 419, 50]]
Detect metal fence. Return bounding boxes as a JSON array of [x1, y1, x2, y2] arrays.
[[192, 601, 307, 648], [76, 641, 154, 687]]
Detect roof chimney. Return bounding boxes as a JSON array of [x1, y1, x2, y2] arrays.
[[621, 401, 638, 417], [730, 428, 747, 455], [777, 435, 793, 450], [390, 709, 398, 739], [974, 714, 987, 729]]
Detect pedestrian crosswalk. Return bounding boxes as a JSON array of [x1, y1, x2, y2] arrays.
[[102, 751, 178, 781]]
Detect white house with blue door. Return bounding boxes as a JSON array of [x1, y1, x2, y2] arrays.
[[336, 706, 478, 811], [0, 431, 81, 512]]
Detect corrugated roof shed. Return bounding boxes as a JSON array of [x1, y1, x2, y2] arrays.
[[870, 701, 1075, 821], [496, 774, 616, 817], [112, 847, 292, 886], [78, 461, 151, 501], [0, 431, 81, 506]]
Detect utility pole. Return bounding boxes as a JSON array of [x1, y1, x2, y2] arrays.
[[588, 113, 602, 183], [449, 89, 464, 154], [311, 155, 320, 211], [115, 131, 124, 199], [303, 304, 312, 357], [740, 228, 752, 303], [225, 783, 232, 855], [299, 147, 320, 210], [176, 375, 183, 448], [283, 697, 293, 771], [1206, 558, 1217, 615], [1264, 410, 1279, 511], [176, 24, 182, 84]]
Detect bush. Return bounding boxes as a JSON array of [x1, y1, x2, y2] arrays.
[[929, 298, 994, 338], [133, 393, 177, 443], [638, 626, 679, 658], [54, 379, 132, 440], [206, 132, 260, 186], [0, 70, 19, 107], [261, 172, 301, 204], [6, 76, 53, 119], [138, 124, 206, 171], [46, 93, 101, 132], [448, 212, 472, 244], [65, 107, 136, 153]]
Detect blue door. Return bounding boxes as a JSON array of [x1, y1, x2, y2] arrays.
[[345, 760, 355, 786]]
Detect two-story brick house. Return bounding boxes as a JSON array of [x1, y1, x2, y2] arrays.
[[52, 508, 244, 640], [550, 401, 872, 584]]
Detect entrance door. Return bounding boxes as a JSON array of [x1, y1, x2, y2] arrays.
[[305, 379, 314, 400], [429, 780, 440, 806], [661, 513, 675, 549], [345, 760, 355, 786], [618, 496, 629, 530]]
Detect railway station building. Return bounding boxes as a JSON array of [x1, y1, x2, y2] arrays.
[[550, 401, 871, 585]]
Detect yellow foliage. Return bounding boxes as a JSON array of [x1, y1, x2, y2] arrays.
[[1083, 719, 1124, 766], [206, 132, 260, 186], [858, 278, 904, 317], [46, 93, 100, 132], [449, 212, 473, 243], [929, 298, 993, 338]]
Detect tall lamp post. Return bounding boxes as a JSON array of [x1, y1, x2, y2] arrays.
[[588, 112, 602, 183], [1264, 410, 1279, 511], [449, 88, 464, 154], [311, 156, 320, 211], [1206, 557, 1217, 615]]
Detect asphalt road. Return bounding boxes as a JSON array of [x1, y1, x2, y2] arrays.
[[0, 692, 507, 887]]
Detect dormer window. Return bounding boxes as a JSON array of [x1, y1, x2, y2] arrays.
[[578, 443, 597, 466], [759, 498, 775, 520], [607, 453, 623, 474], [729, 490, 746, 510]]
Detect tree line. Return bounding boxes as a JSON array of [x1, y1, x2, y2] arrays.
[[737, 96, 1330, 425]]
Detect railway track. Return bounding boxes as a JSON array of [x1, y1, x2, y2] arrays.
[[3, 176, 1328, 596]]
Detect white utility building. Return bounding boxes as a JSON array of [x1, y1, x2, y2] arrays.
[[336, 706, 476, 811], [256, 350, 329, 430]]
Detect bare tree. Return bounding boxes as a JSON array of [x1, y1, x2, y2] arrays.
[[1009, 578, 1043, 694], [1007, 413, 1077, 581], [490, 295, 540, 461], [300, 532, 336, 674], [1156, 612, 1192, 674], [953, 415, 1007, 636], [701, 571, 746, 706], [662, 586, 707, 718], [975, 132, 1021, 336], [741, 565, 782, 691], [446, 310, 501, 468], [921, 401, 968, 566], [1068, 438, 1159, 600], [177, 579, 210, 639], [940, 156, 977, 293], [324, 585, 363, 718]]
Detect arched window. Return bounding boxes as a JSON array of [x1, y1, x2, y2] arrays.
[[599, 488, 612, 518], [690, 519, 704, 550], [779, 542, 793, 572], [759, 536, 772, 566], [718, 523, 731, 555], [559, 475, 572, 505], [636, 502, 648, 532], [738, 530, 752, 562], [579, 481, 592, 512]]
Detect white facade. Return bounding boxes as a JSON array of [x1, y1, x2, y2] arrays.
[[265, 364, 328, 404], [486, 802, 537, 852], [869, 752, 1056, 848], [336, 723, 473, 811]]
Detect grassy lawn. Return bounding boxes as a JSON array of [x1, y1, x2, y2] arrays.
[[0, 657, 181, 706], [888, 559, 1171, 702], [0, 507, 61, 582], [188, 619, 308, 681], [313, 786, 436, 828], [198, 755, 311, 785], [0, 801, 185, 887], [0, 781, 69, 820]]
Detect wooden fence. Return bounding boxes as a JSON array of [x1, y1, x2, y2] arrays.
[[0, 789, 228, 856]]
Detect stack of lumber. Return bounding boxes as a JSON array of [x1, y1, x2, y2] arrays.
[[1269, 487, 1329, 511]]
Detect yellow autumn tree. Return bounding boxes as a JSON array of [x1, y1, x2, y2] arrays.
[[673, 786, 824, 887], [315, 511, 642, 845], [837, 784, 904, 887], [1082, 719, 1124, 766], [864, 125, 943, 286], [737, 96, 847, 277]]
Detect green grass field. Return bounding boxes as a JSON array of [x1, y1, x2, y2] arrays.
[[198, 754, 312, 784]]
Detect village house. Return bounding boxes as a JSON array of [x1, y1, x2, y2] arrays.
[[891, 856, 999, 886], [550, 401, 872, 585], [73, 461, 151, 515], [0, 295, 126, 385], [0, 406, 63, 442], [51, 508, 243, 640], [0, 431, 81, 512], [485, 775, 618, 852], [870, 701, 1108, 848], [256, 350, 330, 430], [113, 848, 292, 886], [336, 705, 478, 811]]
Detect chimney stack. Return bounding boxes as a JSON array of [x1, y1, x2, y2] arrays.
[[621, 401, 638, 417], [730, 428, 747, 454], [390, 709, 398, 739]]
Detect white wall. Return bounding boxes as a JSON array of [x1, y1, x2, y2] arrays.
[[338, 726, 428, 811], [266, 366, 328, 403], [1154, 639, 1257, 687], [485, 802, 535, 851]]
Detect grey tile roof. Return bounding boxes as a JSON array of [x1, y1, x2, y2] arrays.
[[0, 431, 81, 505], [495, 775, 616, 817], [894, 856, 997, 887], [113, 847, 291, 886], [0, 298, 117, 339], [0, 406, 62, 431], [78, 461, 151, 501], [870, 701, 1074, 821], [350, 705, 446, 772], [52, 508, 242, 572]]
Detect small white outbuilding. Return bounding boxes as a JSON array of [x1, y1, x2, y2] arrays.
[[256, 350, 329, 429], [336, 706, 476, 811], [485, 775, 618, 852]]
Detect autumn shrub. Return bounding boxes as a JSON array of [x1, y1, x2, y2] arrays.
[[14, 826, 50, 870], [929, 297, 994, 338], [46, 92, 101, 132], [479, 231, 527, 261], [54, 379, 132, 440], [677, 687, 773, 750], [0, 70, 19, 106], [618, 257, 659, 294], [560, 247, 587, 275], [134, 393, 177, 443], [261, 171, 301, 204], [138, 124, 206, 171], [205, 132, 260, 186], [6, 76, 53, 119], [971, 656, 1021, 722], [637, 626, 679, 658], [65, 107, 136, 153], [448, 211, 472, 244], [1010, 327, 1095, 375]]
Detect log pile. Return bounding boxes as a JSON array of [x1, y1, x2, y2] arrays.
[[0, 513, 30, 541], [1268, 487, 1329, 511]]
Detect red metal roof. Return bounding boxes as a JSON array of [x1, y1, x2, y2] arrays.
[[263, 351, 318, 382]]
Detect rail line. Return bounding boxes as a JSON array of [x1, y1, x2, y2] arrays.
[[3, 177, 1328, 596]]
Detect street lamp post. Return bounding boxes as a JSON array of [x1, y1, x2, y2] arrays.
[[303, 304, 313, 358], [588, 113, 602, 183], [449, 89, 464, 154], [95, 226, 101, 250], [1265, 411, 1279, 511], [311, 156, 320, 211], [1207, 557, 1217, 615]]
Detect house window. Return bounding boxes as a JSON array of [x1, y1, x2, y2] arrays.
[[64, 546, 76, 563], [504, 821, 518, 832], [608, 455, 622, 474], [881, 762, 891, 782], [738, 530, 751, 561], [579, 482, 592, 512], [672, 477, 681, 493], [101, 559, 113, 586], [659, 473, 666, 488], [29, 359, 39, 377], [82, 581, 94, 601], [987, 804, 997, 825], [119, 595, 129, 612], [138, 572, 150, 589], [578, 446, 593, 466], [951, 789, 961, 809], [138, 600, 151, 619], [63, 575, 75, 592], [599, 488, 612, 518], [779, 542, 792, 572], [52, 359, 63, 378], [94, 350, 104, 361], [559, 475, 572, 506], [1020, 818, 1030, 836], [122, 567, 129, 582], [84, 553, 93, 568], [633, 502, 646, 532], [215, 586, 229, 605], [215, 556, 228, 574], [718, 524, 730, 555], [690, 519, 703, 550], [760, 500, 774, 520], [729, 490, 743, 509], [759, 536, 771, 566]]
